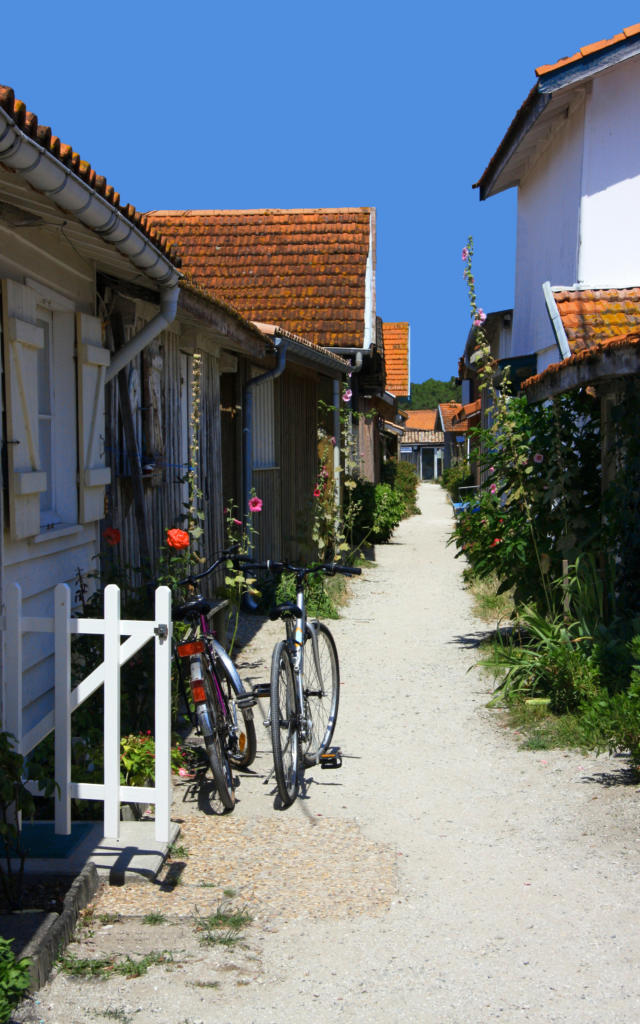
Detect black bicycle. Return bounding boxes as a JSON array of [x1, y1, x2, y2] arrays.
[[242, 559, 361, 807], [173, 549, 257, 811]]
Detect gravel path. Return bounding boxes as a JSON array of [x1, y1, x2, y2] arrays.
[[15, 483, 640, 1024]]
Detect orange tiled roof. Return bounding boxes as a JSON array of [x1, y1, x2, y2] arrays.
[[438, 402, 466, 433], [405, 409, 437, 431], [553, 287, 640, 353], [452, 399, 481, 425], [146, 208, 374, 349], [0, 86, 179, 266], [536, 24, 640, 76], [382, 322, 409, 396]]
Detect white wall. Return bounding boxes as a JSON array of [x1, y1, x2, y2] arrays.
[[1, 226, 98, 738], [580, 55, 640, 284], [511, 101, 584, 360]]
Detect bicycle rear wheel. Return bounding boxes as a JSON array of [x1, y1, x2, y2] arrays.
[[302, 623, 339, 767], [199, 668, 235, 811], [211, 652, 257, 770], [270, 641, 300, 807]]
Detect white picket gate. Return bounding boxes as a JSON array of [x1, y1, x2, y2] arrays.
[[2, 582, 173, 843]]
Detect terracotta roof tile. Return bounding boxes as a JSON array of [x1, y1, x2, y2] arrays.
[[438, 402, 466, 433], [535, 24, 640, 76], [405, 409, 437, 431], [553, 287, 640, 353], [382, 322, 409, 396], [0, 85, 179, 266], [145, 208, 373, 349]]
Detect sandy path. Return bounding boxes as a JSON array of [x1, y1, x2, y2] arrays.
[[16, 483, 640, 1024]]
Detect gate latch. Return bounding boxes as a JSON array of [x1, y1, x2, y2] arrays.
[[154, 624, 169, 641]]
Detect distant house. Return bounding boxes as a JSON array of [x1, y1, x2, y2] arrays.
[[146, 208, 388, 488], [400, 410, 444, 480], [436, 402, 467, 469], [474, 22, 640, 378]]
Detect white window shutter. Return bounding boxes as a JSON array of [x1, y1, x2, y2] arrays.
[[2, 279, 47, 539], [76, 312, 111, 523]]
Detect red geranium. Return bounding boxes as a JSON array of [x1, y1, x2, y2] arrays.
[[103, 527, 121, 547], [166, 528, 190, 549]]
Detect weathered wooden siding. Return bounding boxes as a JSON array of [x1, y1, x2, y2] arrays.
[[252, 468, 280, 561], [279, 368, 318, 561], [106, 320, 223, 597]]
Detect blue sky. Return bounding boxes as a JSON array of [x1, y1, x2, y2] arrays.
[[4, 2, 640, 384]]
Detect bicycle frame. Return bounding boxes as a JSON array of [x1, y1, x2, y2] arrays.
[[284, 572, 324, 743]]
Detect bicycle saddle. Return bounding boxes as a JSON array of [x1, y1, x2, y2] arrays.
[[173, 597, 215, 622], [269, 602, 302, 621]]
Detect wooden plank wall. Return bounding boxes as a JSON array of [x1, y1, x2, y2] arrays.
[[105, 324, 223, 599], [279, 368, 318, 561]]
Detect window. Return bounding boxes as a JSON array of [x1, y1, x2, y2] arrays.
[[252, 377, 276, 469]]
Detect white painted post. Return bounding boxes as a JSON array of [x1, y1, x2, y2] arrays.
[[154, 586, 172, 843], [103, 584, 121, 839], [54, 584, 72, 835], [4, 583, 22, 746]]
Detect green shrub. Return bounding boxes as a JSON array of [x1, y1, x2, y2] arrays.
[[441, 461, 473, 501], [382, 459, 420, 516], [579, 636, 640, 766], [372, 483, 406, 543], [481, 604, 600, 714], [0, 937, 31, 1022]]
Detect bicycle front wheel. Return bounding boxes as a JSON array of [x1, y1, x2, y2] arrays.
[[270, 641, 300, 807], [302, 623, 339, 767], [200, 669, 235, 811]]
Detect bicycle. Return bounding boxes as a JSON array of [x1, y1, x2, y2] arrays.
[[173, 548, 257, 812], [241, 559, 361, 807]]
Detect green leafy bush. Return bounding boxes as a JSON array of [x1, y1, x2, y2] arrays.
[[481, 604, 599, 714], [0, 937, 30, 1023], [441, 461, 473, 501], [382, 459, 420, 516], [372, 483, 406, 542], [579, 636, 640, 766]]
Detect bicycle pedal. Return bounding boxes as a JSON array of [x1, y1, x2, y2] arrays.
[[320, 747, 342, 769], [235, 692, 257, 709], [252, 683, 271, 698]]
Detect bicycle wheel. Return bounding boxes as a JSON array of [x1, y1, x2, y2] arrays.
[[270, 641, 300, 807], [199, 668, 235, 811], [213, 655, 257, 770], [302, 623, 340, 767]]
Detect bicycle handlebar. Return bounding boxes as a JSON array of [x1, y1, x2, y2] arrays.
[[176, 544, 241, 588], [236, 558, 362, 578]]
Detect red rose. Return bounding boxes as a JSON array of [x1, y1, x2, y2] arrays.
[[166, 528, 190, 549]]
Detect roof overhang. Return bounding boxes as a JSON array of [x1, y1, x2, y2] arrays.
[[253, 322, 350, 377], [476, 31, 640, 201], [523, 336, 640, 403]]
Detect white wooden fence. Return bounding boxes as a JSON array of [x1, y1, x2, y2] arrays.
[[2, 582, 172, 843]]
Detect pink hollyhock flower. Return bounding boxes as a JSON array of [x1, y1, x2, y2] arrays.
[[233, 518, 242, 526], [490, 537, 502, 548], [322, 467, 329, 478], [489, 465, 495, 474], [490, 483, 497, 495], [533, 452, 544, 464], [461, 247, 469, 261], [342, 388, 353, 403], [248, 496, 263, 513], [102, 526, 121, 546], [313, 487, 321, 497], [474, 309, 487, 326], [330, 436, 337, 446]]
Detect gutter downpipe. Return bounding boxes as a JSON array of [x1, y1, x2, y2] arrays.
[[243, 337, 289, 528], [0, 107, 181, 378]]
